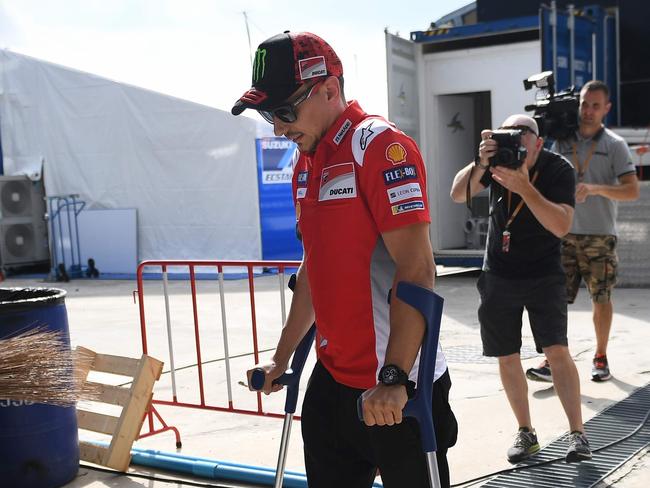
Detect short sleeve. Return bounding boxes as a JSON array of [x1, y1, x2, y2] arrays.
[[611, 139, 637, 178], [545, 155, 576, 208], [356, 130, 430, 233]]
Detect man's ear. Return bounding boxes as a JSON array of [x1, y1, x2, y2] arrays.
[[323, 76, 340, 102]]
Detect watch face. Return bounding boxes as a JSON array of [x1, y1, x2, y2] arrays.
[[381, 366, 399, 385]]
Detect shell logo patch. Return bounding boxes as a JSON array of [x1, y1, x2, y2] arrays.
[[386, 142, 407, 165], [295, 201, 301, 221]]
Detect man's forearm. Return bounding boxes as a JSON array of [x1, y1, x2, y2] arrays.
[[589, 181, 639, 201], [451, 162, 487, 203], [383, 260, 434, 374], [521, 184, 573, 237], [272, 263, 315, 368]]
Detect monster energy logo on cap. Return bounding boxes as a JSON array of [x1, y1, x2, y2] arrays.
[[253, 48, 267, 82]]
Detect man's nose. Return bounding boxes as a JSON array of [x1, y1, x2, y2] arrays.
[[273, 118, 287, 137]]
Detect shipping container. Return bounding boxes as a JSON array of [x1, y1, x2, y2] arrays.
[[386, 3, 621, 265]]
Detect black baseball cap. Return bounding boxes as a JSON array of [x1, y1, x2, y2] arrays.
[[231, 31, 343, 116]]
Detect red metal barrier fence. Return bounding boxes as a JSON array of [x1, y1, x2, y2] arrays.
[[135, 259, 301, 446]]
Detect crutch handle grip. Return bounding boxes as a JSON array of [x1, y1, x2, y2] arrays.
[[249, 324, 315, 413]]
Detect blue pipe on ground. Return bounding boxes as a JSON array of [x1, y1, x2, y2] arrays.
[[130, 451, 309, 487], [85, 442, 384, 487]]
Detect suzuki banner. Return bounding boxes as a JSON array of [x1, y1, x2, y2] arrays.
[[255, 138, 302, 260]]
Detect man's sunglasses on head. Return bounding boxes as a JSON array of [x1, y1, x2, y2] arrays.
[[500, 125, 538, 137], [258, 80, 324, 124]]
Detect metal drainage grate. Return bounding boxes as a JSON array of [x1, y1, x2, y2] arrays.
[[482, 382, 650, 488]]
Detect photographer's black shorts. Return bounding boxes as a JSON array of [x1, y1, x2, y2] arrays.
[[301, 361, 458, 488], [477, 271, 568, 356]]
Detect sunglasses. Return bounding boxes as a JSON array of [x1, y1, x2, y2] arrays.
[[500, 125, 538, 137], [258, 80, 324, 124]]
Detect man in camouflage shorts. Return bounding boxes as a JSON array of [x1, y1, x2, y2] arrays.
[[563, 234, 618, 305], [527, 81, 639, 383]]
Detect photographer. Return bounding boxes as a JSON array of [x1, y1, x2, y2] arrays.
[[450, 114, 591, 464], [526, 80, 640, 384]]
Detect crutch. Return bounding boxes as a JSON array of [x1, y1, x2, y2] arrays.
[[250, 273, 316, 488], [358, 281, 444, 488]]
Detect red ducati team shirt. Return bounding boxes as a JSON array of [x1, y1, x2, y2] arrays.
[[292, 101, 446, 389]]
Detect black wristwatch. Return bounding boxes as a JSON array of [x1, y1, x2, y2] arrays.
[[378, 364, 416, 399]]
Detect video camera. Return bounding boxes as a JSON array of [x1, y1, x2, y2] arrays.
[[488, 130, 527, 168], [524, 71, 579, 140]]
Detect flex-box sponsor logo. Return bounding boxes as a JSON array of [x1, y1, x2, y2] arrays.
[[383, 165, 418, 185]]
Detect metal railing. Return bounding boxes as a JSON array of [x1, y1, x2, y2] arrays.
[[135, 259, 301, 446]]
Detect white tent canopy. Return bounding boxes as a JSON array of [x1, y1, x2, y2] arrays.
[[0, 49, 262, 264]]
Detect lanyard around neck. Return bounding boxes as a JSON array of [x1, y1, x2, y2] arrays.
[[572, 140, 598, 181], [505, 170, 539, 230]]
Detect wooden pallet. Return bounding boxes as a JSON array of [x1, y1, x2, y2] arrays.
[[75, 346, 163, 471]]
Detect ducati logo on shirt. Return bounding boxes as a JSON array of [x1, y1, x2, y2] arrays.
[[319, 162, 357, 201]]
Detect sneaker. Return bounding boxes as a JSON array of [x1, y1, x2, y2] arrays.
[[526, 359, 553, 382], [565, 431, 592, 462], [592, 355, 611, 382], [507, 428, 540, 463]]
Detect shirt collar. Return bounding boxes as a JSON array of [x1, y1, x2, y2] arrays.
[[320, 101, 367, 152], [575, 125, 605, 143]]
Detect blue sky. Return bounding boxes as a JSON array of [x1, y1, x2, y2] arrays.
[[0, 0, 471, 117]]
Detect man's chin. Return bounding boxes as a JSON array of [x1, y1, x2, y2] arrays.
[[298, 141, 316, 153]]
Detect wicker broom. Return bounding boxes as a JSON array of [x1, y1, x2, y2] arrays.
[[0, 327, 98, 406]]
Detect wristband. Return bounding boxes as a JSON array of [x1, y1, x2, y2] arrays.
[[474, 159, 489, 169]]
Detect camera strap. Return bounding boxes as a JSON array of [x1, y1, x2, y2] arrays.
[[502, 170, 539, 253], [572, 141, 598, 181], [465, 165, 474, 211]]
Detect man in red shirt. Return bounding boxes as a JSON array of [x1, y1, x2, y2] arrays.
[[233, 31, 457, 488]]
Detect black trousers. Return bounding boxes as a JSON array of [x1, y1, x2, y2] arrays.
[[301, 361, 458, 488]]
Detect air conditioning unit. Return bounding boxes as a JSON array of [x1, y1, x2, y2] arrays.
[[0, 176, 49, 268]]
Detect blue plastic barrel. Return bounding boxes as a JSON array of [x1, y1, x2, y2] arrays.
[[0, 288, 79, 488]]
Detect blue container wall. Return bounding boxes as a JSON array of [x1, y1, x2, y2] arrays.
[[256, 138, 302, 260], [540, 6, 619, 123], [0, 294, 79, 488]]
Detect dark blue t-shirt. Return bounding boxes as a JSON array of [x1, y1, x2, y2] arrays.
[[480, 149, 576, 279]]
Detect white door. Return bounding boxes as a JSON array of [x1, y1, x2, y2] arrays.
[[433, 94, 476, 250]]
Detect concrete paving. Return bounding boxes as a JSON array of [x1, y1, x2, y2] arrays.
[[2, 271, 649, 487]]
